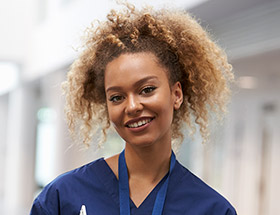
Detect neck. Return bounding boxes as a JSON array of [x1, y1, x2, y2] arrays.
[[124, 141, 172, 183]]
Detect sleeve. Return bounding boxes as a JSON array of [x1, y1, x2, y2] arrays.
[[29, 182, 61, 215], [30, 198, 49, 215], [226, 207, 238, 215]]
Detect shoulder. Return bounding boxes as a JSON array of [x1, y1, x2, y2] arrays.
[[105, 153, 119, 179], [167, 161, 237, 214], [48, 157, 105, 189], [30, 158, 105, 215]]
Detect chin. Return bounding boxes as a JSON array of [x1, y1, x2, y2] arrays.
[[125, 138, 157, 148]]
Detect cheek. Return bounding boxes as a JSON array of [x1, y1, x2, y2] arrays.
[[147, 93, 174, 117], [107, 107, 115, 122], [106, 103, 113, 118], [107, 105, 122, 126]]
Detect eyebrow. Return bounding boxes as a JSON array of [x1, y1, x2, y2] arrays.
[[106, 76, 158, 93]]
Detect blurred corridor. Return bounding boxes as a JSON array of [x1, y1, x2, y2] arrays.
[[0, 0, 280, 214]]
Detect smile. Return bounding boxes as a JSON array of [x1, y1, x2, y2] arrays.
[[126, 118, 154, 128]]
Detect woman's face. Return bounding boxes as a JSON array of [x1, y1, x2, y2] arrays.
[[104, 52, 182, 148]]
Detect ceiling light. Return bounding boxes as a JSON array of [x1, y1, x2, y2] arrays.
[[237, 76, 258, 89], [126, 0, 208, 9]]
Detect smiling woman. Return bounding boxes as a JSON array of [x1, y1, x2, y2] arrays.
[[30, 2, 236, 215]]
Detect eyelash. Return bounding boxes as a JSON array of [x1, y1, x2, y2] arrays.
[[141, 86, 157, 94], [109, 95, 123, 103], [108, 86, 157, 103]]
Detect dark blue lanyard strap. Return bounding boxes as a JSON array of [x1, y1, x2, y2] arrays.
[[119, 150, 130, 215], [118, 150, 176, 215]]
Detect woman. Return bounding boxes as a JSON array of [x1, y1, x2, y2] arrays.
[[30, 3, 236, 215]]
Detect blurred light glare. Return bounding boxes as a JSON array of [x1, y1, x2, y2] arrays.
[[0, 62, 19, 95], [238, 76, 258, 89], [128, 0, 208, 9], [37, 107, 57, 122]]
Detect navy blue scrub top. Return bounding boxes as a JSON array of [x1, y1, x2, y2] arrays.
[[30, 158, 237, 215]]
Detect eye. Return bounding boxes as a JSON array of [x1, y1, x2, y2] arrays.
[[141, 86, 157, 95], [109, 95, 124, 103]]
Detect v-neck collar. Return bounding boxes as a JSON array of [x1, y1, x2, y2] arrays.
[[129, 173, 168, 209], [94, 158, 169, 212]]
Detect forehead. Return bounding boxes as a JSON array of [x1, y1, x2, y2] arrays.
[[104, 52, 169, 90]]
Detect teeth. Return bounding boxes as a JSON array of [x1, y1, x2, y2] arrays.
[[128, 119, 152, 128]]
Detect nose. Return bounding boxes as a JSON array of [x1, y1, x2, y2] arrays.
[[125, 95, 143, 116]]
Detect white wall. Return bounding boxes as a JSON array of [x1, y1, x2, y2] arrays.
[[3, 84, 38, 214], [0, 0, 34, 62]]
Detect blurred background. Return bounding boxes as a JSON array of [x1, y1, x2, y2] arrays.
[[0, 0, 280, 214]]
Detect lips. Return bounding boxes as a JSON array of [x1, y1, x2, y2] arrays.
[[125, 117, 154, 128]]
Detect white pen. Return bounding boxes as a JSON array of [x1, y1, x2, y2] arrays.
[[80, 205, 87, 215]]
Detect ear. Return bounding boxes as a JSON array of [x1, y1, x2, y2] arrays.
[[172, 82, 183, 110]]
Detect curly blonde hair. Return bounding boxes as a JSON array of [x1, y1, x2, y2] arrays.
[[63, 4, 233, 147]]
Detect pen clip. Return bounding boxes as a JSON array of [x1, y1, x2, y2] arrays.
[[80, 205, 87, 215]]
